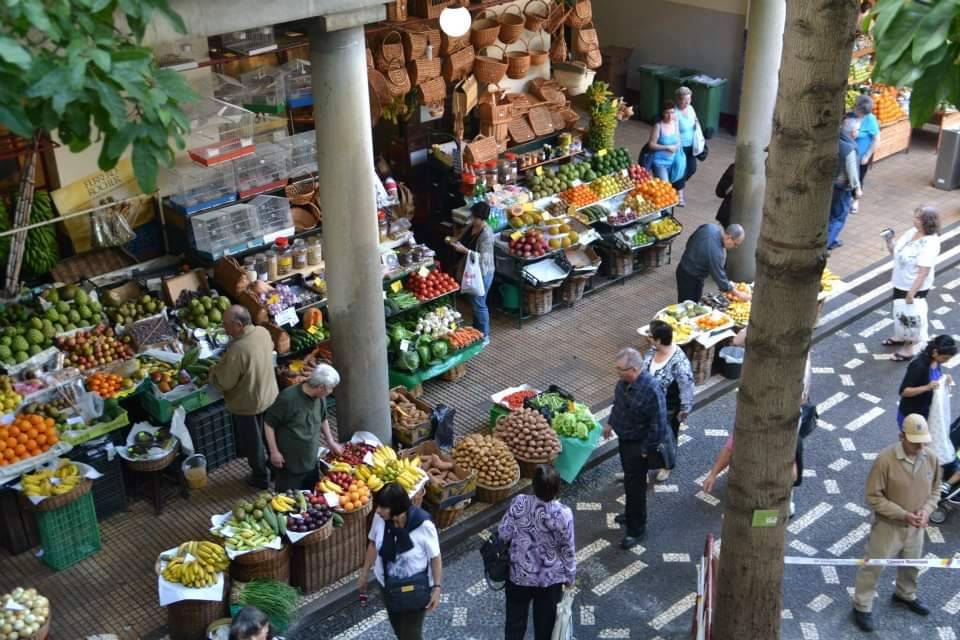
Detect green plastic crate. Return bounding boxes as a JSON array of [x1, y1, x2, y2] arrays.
[[36, 492, 101, 571], [489, 403, 510, 431], [140, 383, 215, 424]]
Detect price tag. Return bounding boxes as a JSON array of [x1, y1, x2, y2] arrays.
[[752, 509, 780, 528], [390, 280, 404, 293], [275, 307, 299, 327], [535, 166, 544, 176], [597, 148, 607, 157], [382, 290, 387, 299], [399, 339, 411, 352], [418, 265, 431, 278], [66, 415, 84, 426], [4, 598, 26, 612], [510, 231, 523, 241], [307, 325, 320, 335]]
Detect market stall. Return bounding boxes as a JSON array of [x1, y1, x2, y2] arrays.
[[846, 34, 912, 161]]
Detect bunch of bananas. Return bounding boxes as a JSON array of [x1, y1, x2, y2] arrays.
[[728, 301, 751, 326], [359, 449, 424, 492], [820, 267, 841, 294], [21, 461, 81, 497], [270, 494, 296, 513], [316, 477, 348, 495], [161, 541, 229, 588], [23, 191, 59, 277]]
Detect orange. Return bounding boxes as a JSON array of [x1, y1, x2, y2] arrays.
[[26, 428, 37, 440], [14, 444, 25, 456], [2, 449, 13, 460], [36, 434, 47, 446], [9, 426, 19, 437], [5, 437, 15, 449], [0, 428, 7, 440], [26, 439, 36, 450], [44, 417, 54, 429], [16, 433, 27, 445], [47, 433, 58, 445], [29, 414, 43, 426]]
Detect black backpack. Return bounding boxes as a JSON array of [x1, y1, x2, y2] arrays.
[[479, 532, 510, 590]]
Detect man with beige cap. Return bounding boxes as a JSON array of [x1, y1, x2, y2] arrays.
[[851, 414, 942, 632]]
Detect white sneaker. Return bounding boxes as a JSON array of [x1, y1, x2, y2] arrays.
[[615, 472, 624, 482], [790, 501, 796, 517], [656, 469, 671, 482]]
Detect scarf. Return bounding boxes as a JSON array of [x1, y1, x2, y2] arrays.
[[379, 505, 431, 563]]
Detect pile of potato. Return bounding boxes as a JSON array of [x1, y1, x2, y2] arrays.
[[390, 390, 430, 430], [453, 434, 519, 488], [420, 453, 463, 486], [494, 408, 562, 461]]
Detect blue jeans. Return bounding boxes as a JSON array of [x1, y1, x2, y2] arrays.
[[471, 271, 495, 338], [827, 186, 852, 247]]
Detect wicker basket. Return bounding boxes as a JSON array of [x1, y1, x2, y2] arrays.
[[383, 61, 412, 97], [404, 27, 441, 61], [506, 93, 533, 115], [524, 0, 550, 32], [442, 45, 475, 83], [530, 78, 566, 106], [229, 545, 290, 583], [441, 31, 470, 56], [480, 95, 513, 126], [463, 134, 498, 165], [566, 0, 592, 28], [498, 5, 526, 45], [51, 248, 134, 285], [549, 106, 566, 131], [508, 116, 536, 144], [167, 598, 228, 640], [419, 76, 447, 106], [29, 616, 50, 640], [425, 499, 468, 529], [573, 21, 599, 53], [528, 34, 549, 65], [524, 286, 555, 316], [376, 30, 405, 71], [546, 2, 570, 33], [408, 57, 441, 85], [126, 443, 178, 473], [474, 46, 507, 86], [561, 274, 590, 303], [29, 479, 93, 513], [561, 106, 580, 128], [517, 455, 557, 478], [290, 517, 334, 546], [506, 42, 531, 79], [681, 342, 716, 386], [411, 0, 451, 19], [386, 0, 407, 22], [291, 203, 321, 231], [368, 68, 391, 106], [475, 475, 519, 504], [471, 10, 501, 50], [439, 363, 467, 381], [528, 103, 555, 136]]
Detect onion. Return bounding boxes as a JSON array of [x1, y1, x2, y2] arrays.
[[12, 621, 23, 631]]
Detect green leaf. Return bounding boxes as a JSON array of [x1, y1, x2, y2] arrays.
[[90, 49, 111, 72], [909, 50, 957, 127], [0, 37, 31, 70], [131, 138, 159, 193], [25, 66, 68, 100], [90, 0, 112, 11], [911, 0, 957, 64], [111, 48, 152, 64], [90, 77, 129, 128], [0, 104, 33, 138], [68, 55, 89, 90], [873, 1, 927, 72], [154, 68, 198, 104], [22, 0, 53, 33]]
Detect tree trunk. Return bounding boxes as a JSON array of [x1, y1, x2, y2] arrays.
[[713, 2, 858, 638]]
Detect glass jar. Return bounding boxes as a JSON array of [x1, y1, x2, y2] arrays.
[[292, 239, 308, 270], [307, 237, 322, 266], [484, 160, 498, 189], [265, 250, 278, 281], [243, 256, 257, 282], [378, 211, 388, 242], [275, 237, 292, 276], [255, 254, 268, 281]]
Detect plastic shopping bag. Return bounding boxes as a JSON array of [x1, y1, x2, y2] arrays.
[[551, 587, 575, 640], [892, 298, 927, 343], [461, 251, 486, 297], [928, 382, 955, 465]]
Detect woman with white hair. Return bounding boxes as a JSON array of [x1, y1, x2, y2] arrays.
[[850, 94, 879, 214], [672, 86, 701, 207], [264, 364, 343, 491]]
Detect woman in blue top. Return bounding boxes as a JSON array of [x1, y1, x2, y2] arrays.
[[672, 87, 699, 207], [647, 101, 686, 189], [851, 94, 879, 214]]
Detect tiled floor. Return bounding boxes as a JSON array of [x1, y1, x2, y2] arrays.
[[0, 122, 956, 639]]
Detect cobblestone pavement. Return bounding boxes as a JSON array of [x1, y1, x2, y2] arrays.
[[296, 264, 960, 640]]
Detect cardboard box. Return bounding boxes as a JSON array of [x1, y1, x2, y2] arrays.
[[402, 440, 476, 509], [390, 386, 434, 448], [163, 269, 210, 306], [100, 281, 145, 306]]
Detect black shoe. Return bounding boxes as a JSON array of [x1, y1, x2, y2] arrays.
[[620, 535, 643, 550], [614, 513, 627, 525], [828, 240, 844, 250], [891, 593, 930, 616], [852, 609, 875, 632], [245, 476, 269, 490]]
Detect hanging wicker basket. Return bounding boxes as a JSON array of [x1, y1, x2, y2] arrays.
[[508, 116, 536, 144], [573, 21, 600, 54], [375, 30, 405, 71], [524, 0, 550, 32], [386, 0, 408, 22], [470, 10, 501, 50], [441, 31, 470, 56], [566, 0, 593, 28], [419, 76, 447, 106], [474, 45, 507, 86], [408, 57, 441, 85], [528, 33, 549, 66], [404, 27, 441, 61], [506, 41, 531, 79], [463, 134, 499, 165], [442, 45, 475, 84], [528, 102, 555, 136], [546, 2, 571, 33], [498, 5, 526, 45], [383, 60, 412, 97]]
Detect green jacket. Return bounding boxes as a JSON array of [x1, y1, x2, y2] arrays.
[[208, 325, 278, 416]]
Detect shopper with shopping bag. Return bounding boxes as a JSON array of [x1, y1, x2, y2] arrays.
[[881, 206, 942, 361], [550, 587, 575, 640], [449, 201, 496, 338], [898, 335, 957, 428]]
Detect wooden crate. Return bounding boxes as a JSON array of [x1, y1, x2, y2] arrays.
[[874, 118, 911, 161]]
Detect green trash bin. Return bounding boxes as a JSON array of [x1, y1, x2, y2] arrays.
[[659, 67, 699, 110], [632, 64, 674, 123], [685, 75, 728, 139]]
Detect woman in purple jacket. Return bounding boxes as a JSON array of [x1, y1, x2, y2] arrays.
[[498, 465, 576, 640]]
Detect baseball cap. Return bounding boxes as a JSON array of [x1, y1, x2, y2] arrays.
[[902, 414, 932, 444]]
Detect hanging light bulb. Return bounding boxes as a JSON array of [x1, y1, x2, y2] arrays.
[[439, 1, 471, 38]]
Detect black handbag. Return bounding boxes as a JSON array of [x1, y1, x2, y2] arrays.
[[645, 422, 677, 471], [479, 531, 511, 590], [696, 145, 709, 162], [382, 568, 431, 613]]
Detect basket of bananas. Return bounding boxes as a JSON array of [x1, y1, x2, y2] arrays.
[[157, 541, 230, 589], [18, 460, 95, 512]]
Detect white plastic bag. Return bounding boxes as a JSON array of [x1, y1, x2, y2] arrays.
[[171, 406, 195, 457], [551, 587, 575, 640], [928, 381, 954, 465], [892, 298, 927, 343], [461, 251, 486, 297]]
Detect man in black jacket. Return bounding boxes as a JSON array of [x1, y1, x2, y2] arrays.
[[715, 163, 735, 227]]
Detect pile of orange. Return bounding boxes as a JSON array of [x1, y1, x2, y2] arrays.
[[86, 372, 125, 399], [339, 479, 371, 513], [560, 184, 598, 208], [636, 178, 679, 208], [872, 92, 904, 125], [696, 313, 731, 330], [0, 413, 59, 466]]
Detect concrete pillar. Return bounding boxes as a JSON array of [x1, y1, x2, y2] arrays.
[[727, 0, 786, 282], [310, 23, 391, 443]]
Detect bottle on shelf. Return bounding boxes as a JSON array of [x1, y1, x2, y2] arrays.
[[274, 236, 293, 276]]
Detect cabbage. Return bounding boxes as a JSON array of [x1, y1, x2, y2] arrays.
[[398, 349, 420, 371], [431, 341, 449, 360]]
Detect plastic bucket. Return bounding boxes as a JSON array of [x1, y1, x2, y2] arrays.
[[718, 346, 744, 380], [181, 453, 208, 490], [499, 282, 523, 311]]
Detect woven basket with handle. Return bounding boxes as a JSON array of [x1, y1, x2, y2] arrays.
[[408, 57, 441, 85], [506, 41, 531, 79], [386, 0, 408, 22], [470, 9, 500, 50], [404, 27, 440, 61], [528, 33, 549, 65], [480, 93, 513, 126], [375, 30, 405, 71], [441, 31, 470, 56], [368, 68, 391, 106], [463, 134, 498, 166], [530, 78, 566, 106], [419, 76, 447, 106], [546, 2, 570, 33], [528, 102, 555, 136], [442, 45, 474, 83], [524, 0, 550, 32], [383, 60, 412, 97], [566, 0, 592, 28], [573, 21, 599, 53], [498, 5, 526, 45], [508, 116, 535, 144], [213, 257, 251, 299], [550, 30, 568, 64], [474, 45, 507, 86], [506, 92, 533, 116]]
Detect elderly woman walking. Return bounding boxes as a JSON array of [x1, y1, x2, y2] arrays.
[[643, 320, 695, 481], [672, 86, 701, 207], [850, 94, 879, 214]]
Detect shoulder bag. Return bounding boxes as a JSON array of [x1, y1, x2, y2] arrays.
[[693, 118, 708, 161], [479, 530, 511, 590], [645, 420, 677, 471], [382, 566, 432, 613]]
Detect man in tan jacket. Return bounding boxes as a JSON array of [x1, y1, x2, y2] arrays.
[[208, 305, 278, 489], [852, 414, 941, 633]]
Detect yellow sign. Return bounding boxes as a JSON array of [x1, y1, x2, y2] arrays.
[[597, 149, 607, 157], [522, 202, 535, 212], [390, 280, 404, 293], [535, 166, 544, 176], [510, 231, 523, 241]]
